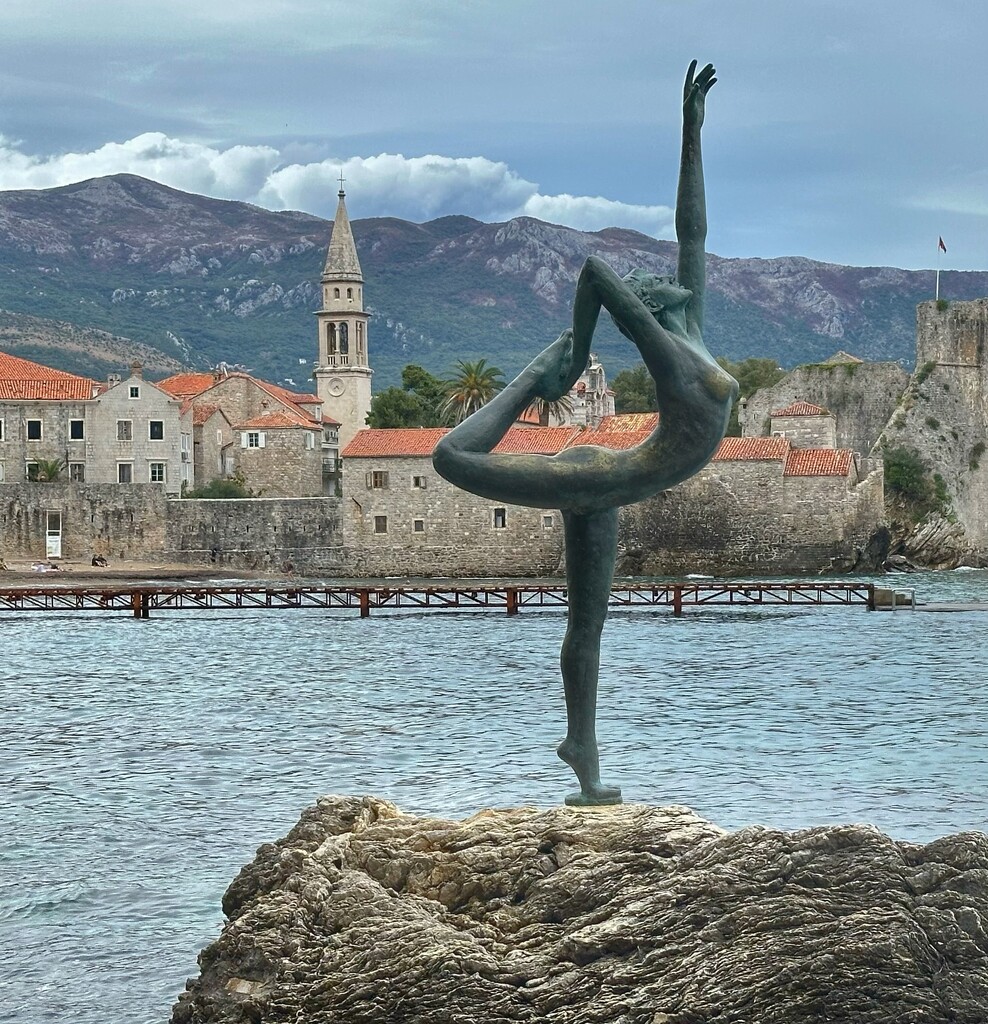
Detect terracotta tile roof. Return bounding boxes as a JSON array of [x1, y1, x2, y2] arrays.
[[192, 402, 223, 426], [713, 436, 791, 461], [596, 413, 660, 432], [0, 350, 95, 400], [238, 409, 321, 430], [255, 378, 323, 411], [569, 427, 653, 450], [771, 401, 831, 417], [157, 371, 217, 398], [514, 407, 543, 425], [784, 448, 852, 477], [493, 426, 581, 454], [342, 427, 451, 457]]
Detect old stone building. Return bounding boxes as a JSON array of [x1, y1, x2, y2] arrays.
[[157, 369, 336, 497], [0, 352, 188, 497]]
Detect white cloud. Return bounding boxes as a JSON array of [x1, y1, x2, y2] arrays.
[[0, 132, 673, 237]]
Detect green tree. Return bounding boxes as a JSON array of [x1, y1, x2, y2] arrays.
[[610, 364, 658, 413], [440, 358, 505, 424], [33, 458, 66, 482], [366, 364, 447, 428], [526, 394, 575, 426], [716, 356, 786, 436]]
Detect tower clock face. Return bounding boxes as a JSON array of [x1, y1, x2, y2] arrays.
[[327, 377, 345, 397]]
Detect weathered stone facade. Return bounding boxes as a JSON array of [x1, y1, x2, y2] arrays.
[[876, 299, 988, 564], [341, 454, 564, 577], [0, 483, 344, 573], [0, 357, 189, 495], [740, 355, 909, 455], [163, 497, 344, 573], [619, 449, 886, 576]]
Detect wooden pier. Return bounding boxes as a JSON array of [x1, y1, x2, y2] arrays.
[[0, 580, 880, 618]]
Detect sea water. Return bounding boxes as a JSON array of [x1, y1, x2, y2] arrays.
[[2, 571, 988, 1024]]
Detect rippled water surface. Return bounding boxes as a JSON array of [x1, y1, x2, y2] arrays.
[[3, 571, 988, 1023]]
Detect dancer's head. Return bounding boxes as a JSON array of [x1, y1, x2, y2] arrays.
[[615, 270, 691, 336]]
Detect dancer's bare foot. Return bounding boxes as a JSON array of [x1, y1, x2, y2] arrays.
[[523, 329, 582, 402], [557, 737, 623, 806]]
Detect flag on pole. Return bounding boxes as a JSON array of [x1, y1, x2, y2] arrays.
[[939, 236, 947, 253]]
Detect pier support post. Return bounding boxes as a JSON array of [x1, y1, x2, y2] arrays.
[[506, 587, 518, 616], [359, 590, 370, 618], [673, 585, 683, 617]]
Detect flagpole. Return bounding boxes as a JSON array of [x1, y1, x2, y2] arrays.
[[936, 236, 946, 301]]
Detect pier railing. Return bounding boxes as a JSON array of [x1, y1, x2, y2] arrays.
[[0, 580, 878, 618]]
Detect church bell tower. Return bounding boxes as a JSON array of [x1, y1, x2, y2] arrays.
[[314, 177, 372, 452]]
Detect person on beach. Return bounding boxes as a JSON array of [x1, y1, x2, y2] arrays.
[[433, 61, 738, 805]]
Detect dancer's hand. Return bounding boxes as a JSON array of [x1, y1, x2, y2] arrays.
[[683, 60, 716, 131]]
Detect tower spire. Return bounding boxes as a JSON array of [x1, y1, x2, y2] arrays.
[[323, 183, 362, 281]]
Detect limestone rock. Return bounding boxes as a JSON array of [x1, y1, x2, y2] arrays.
[[172, 795, 988, 1024]]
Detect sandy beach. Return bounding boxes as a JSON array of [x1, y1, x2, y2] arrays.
[[0, 557, 278, 586]]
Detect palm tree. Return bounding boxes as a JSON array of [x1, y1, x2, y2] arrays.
[[526, 394, 575, 426], [34, 458, 66, 482], [440, 359, 505, 424]]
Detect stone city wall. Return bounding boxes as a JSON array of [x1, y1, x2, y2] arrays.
[[618, 458, 886, 576], [0, 483, 169, 562]]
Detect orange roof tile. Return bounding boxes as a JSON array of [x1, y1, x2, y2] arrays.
[[713, 436, 791, 461], [771, 401, 831, 417], [157, 372, 217, 398], [238, 409, 320, 430], [342, 427, 451, 457], [0, 350, 95, 400], [192, 402, 224, 426], [570, 427, 654, 450], [784, 448, 852, 477], [596, 413, 660, 432], [493, 426, 581, 454]]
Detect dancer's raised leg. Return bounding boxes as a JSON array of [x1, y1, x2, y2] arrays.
[[557, 507, 622, 806]]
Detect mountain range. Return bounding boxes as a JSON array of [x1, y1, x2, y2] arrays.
[[1, 173, 986, 390]]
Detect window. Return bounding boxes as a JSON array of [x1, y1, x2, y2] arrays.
[[334, 287, 340, 298], [117, 463, 133, 484], [149, 462, 166, 483], [129, 385, 140, 399], [69, 463, 86, 482], [0, 463, 4, 482], [542, 514, 554, 528], [412, 475, 427, 489], [374, 515, 388, 534], [413, 519, 425, 533], [0, 418, 4, 441], [305, 432, 315, 450], [27, 419, 42, 441], [149, 420, 164, 440], [242, 431, 265, 449], [493, 507, 507, 529], [367, 470, 389, 489], [116, 420, 133, 441], [346, 287, 352, 299], [216, 430, 223, 445], [69, 419, 85, 440], [26, 462, 39, 481]]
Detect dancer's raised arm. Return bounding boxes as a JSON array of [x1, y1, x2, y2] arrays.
[[676, 60, 716, 336]]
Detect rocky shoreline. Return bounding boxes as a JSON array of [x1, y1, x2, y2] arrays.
[[172, 795, 988, 1024]]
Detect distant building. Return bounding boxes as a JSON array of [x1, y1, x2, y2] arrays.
[[313, 184, 372, 453], [157, 369, 337, 497], [0, 352, 188, 495]]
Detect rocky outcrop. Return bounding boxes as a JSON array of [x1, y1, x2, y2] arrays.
[[739, 356, 908, 456], [172, 795, 988, 1024]]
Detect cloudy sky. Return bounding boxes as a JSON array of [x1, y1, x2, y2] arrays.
[[0, 0, 985, 270]]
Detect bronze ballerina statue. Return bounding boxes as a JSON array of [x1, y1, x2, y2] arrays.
[[433, 61, 738, 805]]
